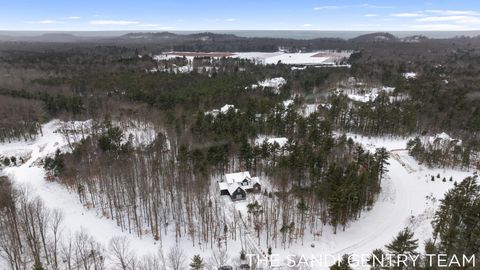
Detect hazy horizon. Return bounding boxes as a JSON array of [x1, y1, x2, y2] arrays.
[[1, 30, 480, 40]]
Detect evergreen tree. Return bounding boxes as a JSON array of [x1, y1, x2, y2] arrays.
[[385, 227, 419, 269], [330, 254, 352, 270], [33, 261, 44, 270], [189, 254, 205, 270], [2, 157, 10, 166], [423, 239, 438, 270], [375, 148, 390, 181], [432, 176, 480, 259], [367, 249, 386, 270]]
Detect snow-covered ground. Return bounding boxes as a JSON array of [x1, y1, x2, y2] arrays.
[[227, 134, 474, 268], [337, 86, 396, 103], [0, 120, 238, 268], [206, 104, 238, 116], [1, 121, 475, 269], [154, 51, 351, 66], [235, 51, 348, 65]]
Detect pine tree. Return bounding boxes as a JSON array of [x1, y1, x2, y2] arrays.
[[367, 249, 386, 270], [330, 254, 352, 270], [432, 176, 480, 258], [2, 157, 10, 166], [33, 261, 44, 270], [385, 227, 418, 269], [423, 239, 438, 270], [189, 254, 205, 270], [375, 148, 390, 181]]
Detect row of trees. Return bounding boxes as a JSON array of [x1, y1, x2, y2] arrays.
[[0, 176, 235, 270], [407, 136, 477, 169], [47, 121, 245, 253], [0, 95, 44, 143]]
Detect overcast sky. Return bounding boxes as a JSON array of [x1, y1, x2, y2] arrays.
[[1, 0, 480, 31]]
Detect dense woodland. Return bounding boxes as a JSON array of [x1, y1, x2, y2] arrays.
[[0, 32, 480, 269]]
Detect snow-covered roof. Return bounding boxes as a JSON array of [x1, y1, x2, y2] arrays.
[[403, 72, 417, 79], [428, 132, 462, 146], [206, 104, 238, 116], [218, 182, 229, 191], [283, 99, 294, 107], [220, 104, 235, 113], [225, 171, 251, 184], [437, 132, 451, 140], [227, 183, 245, 195]]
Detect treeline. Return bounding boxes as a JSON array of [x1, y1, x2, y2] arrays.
[[349, 46, 480, 135], [0, 89, 83, 142], [47, 121, 238, 251], [0, 95, 44, 143], [0, 176, 228, 270], [0, 176, 105, 270], [407, 136, 477, 169], [328, 92, 417, 136], [0, 89, 83, 115]]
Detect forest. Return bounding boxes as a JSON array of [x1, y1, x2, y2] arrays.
[[0, 32, 479, 269]]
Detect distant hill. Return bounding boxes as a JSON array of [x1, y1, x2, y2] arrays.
[[350, 32, 399, 43], [0, 33, 102, 42], [121, 32, 180, 40]]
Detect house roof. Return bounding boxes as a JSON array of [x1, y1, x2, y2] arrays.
[[227, 183, 245, 195], [220, 104, 235, 113], [225, 171, 251, 184], [218, 182, 229, 191]]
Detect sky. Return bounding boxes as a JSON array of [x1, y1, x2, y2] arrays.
[[1, 0, 480, 31]]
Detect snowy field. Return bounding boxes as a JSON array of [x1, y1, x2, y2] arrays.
[[154, 51, 352, 66], [0, 121, 475, 269], [234, 51, 352, 66]]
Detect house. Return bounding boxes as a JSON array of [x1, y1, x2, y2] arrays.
[[228, 184, 247, 201], [218, 171, 261, 200]]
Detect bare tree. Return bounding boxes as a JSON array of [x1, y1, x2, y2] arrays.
[[208, 247, 229, 269], [167, 245, 186, 270], [109, 236, 137, 270], [49, 209, 64, 270], [138, 254, 165, 270]]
